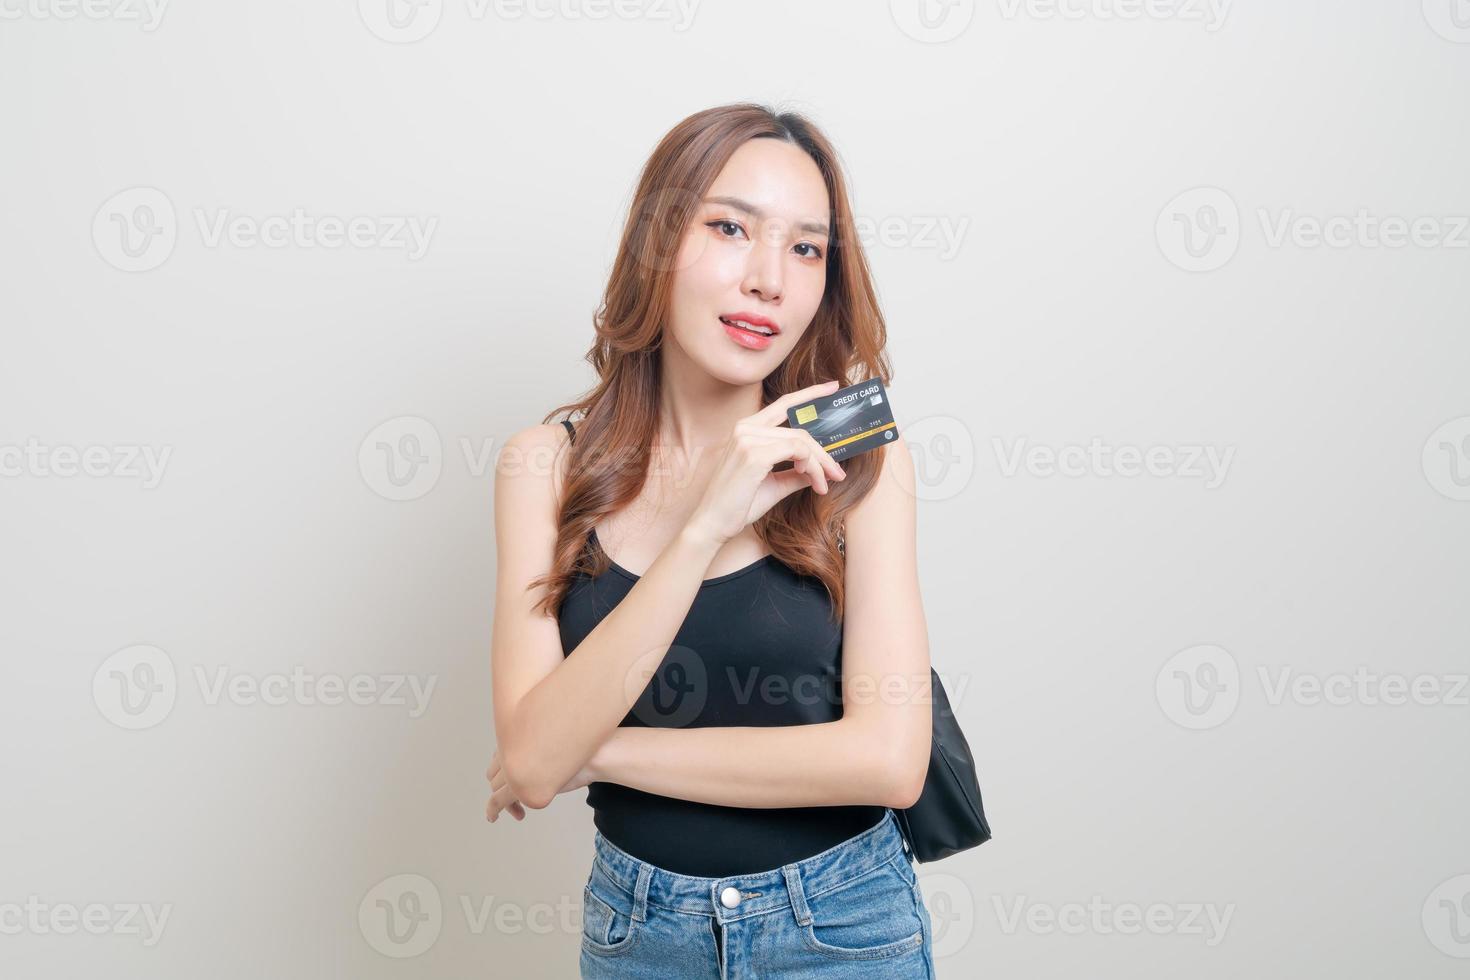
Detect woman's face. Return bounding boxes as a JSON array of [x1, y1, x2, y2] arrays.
[[664, 138, 832, 386]]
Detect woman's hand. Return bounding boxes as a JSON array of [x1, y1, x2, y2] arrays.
[[484, 747, 526, 823], [484, 745, 598, 823], [687, 379, 848, 546]]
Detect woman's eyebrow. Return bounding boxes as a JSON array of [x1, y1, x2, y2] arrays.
[[703, 195, 830, 237]]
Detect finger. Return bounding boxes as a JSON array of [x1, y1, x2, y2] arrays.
[[746, 379, 843, 428], [751, 428, 844, 486], [509, 801, 525, 821], [806, 444, 829, 494], [488, 784, 513, 822], [756, 427, 845, 482], [754, 432, 830, 493], [795, 430, 846, 482], [768, 466, 813, 502]]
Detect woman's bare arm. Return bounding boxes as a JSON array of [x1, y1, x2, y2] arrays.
[[491, 422, 722, 809], [588, 719, 917, 810], [583, 435, 933, 810]]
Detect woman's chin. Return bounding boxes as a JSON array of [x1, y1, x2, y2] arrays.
[[679, 348, 769, 387]]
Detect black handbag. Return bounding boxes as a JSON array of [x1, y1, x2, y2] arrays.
[[837, 524, 992, 863], [893, 667, 993, 862]]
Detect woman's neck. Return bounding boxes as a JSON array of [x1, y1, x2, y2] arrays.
[[656, 347, 764, 459]]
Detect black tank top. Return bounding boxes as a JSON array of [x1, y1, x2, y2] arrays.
[[555, 419, 885, 877]]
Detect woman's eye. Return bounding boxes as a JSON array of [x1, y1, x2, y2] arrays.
[[707, 220, 746, 239], [707, 219, 823, 259]]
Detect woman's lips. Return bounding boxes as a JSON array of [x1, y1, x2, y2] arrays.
[[719, 315, 776, 351]]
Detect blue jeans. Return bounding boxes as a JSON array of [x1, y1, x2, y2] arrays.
[[579, 807, 936, 978]]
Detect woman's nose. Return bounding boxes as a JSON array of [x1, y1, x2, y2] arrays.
[[741, 240, 783, 302]]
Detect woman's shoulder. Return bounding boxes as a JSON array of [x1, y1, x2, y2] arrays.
[[499, 417, 579, 461], [504, 420, 574, 451], [495, 420, 578, 505]]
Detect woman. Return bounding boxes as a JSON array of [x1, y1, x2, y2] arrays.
[[486, 103, 936, 977]]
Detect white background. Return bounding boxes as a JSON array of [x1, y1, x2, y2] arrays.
[[2, 1, 1468, 976]]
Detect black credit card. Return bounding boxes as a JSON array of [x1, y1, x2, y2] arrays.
[[787, 377, 899, 463]]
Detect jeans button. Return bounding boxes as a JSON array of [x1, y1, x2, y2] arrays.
[[719, 886, 741, 909]]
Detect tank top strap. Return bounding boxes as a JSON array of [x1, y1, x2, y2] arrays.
[[561, 419, 576, 443]]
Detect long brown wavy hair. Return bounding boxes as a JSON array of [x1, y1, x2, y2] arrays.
[[532, 102, 893, 624]]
